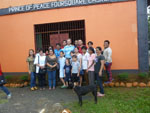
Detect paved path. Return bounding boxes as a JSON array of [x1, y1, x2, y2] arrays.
[[0, 87, 92, 113]]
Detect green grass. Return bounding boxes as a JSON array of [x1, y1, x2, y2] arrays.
[[0, 93, 8, 104], [65, 88, 150, 113]]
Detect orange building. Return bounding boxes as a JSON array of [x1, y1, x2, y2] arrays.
[[0, 0, 149, 74]]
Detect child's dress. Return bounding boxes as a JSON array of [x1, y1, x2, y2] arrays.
[[58, 57, 66, 78], [64, 65, 72, 82]]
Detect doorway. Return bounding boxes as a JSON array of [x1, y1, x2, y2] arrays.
[[34, 20, 86, 52]]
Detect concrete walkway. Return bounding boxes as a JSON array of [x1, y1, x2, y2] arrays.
[[0, 87, 92, 113]]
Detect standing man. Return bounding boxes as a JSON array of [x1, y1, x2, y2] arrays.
[[103, 40, 113, 83], [62, 40, 67, 49], [54, 43, 62, 58], [74, 40, 79, 48], [78, 40, 86, 54], [87, 41, 96, 53], [63, 39, 75, 59]]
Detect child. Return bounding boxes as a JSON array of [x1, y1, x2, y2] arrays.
[[64, 59, 72, 87], [58, 51, 66, 88], [81, 46, 89, 85], [71, 55, 80, 86]]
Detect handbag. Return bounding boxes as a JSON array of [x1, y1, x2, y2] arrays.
[[39, 68, 46, 74], [0, 75, 6, 85], [38, 56, 46, 74]]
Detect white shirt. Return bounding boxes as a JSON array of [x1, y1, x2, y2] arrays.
[[34, 55, 46, 73], [77, 53, 82, 63], [103, 47, 112, 63], [82, 52, 90, 70]]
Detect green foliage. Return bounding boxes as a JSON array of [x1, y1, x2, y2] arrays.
[[117, 72, 129, 81], [5, 75, 13, 80], [65, 88, 150, 113], [138, 72, 148, 79], [20, 75, 28, 81]]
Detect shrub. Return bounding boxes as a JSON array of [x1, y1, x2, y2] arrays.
[[20, 75, 28, 82], [138, 72, 148, 79], [117, 72, 129, 81], [5, 75, 13, 80]]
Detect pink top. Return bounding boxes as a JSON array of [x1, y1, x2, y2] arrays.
[[88, 53, 96, 71]]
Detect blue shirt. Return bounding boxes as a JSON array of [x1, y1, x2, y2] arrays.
[[71, 61, 80, 74], [54, 49, 62, 58], [64, 65, 72, 75], [63, 45, 75, 58]]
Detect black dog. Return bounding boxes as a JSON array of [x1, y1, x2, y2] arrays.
[[74, 85, 97, 106]]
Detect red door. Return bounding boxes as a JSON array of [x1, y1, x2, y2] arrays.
[[50, 33, 69, 49]]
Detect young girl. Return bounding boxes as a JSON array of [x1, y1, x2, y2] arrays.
[[95, 47, 105, 97], [26, 49, 37, 91], [74, 47, 82, 86], [58, 51, 66, 88], [64, 59, 72, 87], [87, 47, 96, 85]]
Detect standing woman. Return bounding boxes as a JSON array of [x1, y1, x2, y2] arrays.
[[95, 47, 105, 97], [26, 49, 37, 91], [34, 49, 46, 90], [74, 47, 82, 86], [87, 47, 96, 85], [46, 49, 57, 90]]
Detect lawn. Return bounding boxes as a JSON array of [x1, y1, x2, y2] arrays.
[[65, 87, 150, 113]]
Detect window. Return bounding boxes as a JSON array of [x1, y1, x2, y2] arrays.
[[34, 20, 86, 51]]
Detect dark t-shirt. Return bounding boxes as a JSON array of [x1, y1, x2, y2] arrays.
[[94, 55, 105, 73], [45, 56, 57, 71], [64, 65, 72, 75]]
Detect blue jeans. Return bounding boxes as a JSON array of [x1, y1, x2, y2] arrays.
[[95, 73, 104, 94], [48, 70, 56, 88], [30, 72, 36, 88], [0, 85, 10, 95]]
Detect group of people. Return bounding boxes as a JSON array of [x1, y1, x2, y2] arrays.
[[26, 39, 112, 97]]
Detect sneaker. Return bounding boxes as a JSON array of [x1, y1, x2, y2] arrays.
[[61, 85, 65, 88], [34, 87, 38, 90], [97, 93, 105, 97], [7, 94, 11, 99], [61, 85, 67, 88], [31, 87, 35, 91]]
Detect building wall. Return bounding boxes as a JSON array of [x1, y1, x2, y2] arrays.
[[0, 0, 56, 9], [0, 1, 138, 72]]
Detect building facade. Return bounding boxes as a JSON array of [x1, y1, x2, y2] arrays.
[[0, 0, 149, 74]]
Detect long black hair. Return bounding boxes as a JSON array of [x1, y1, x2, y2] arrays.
[[88, 47, 95, 53], [96, 46, 102, 51]]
